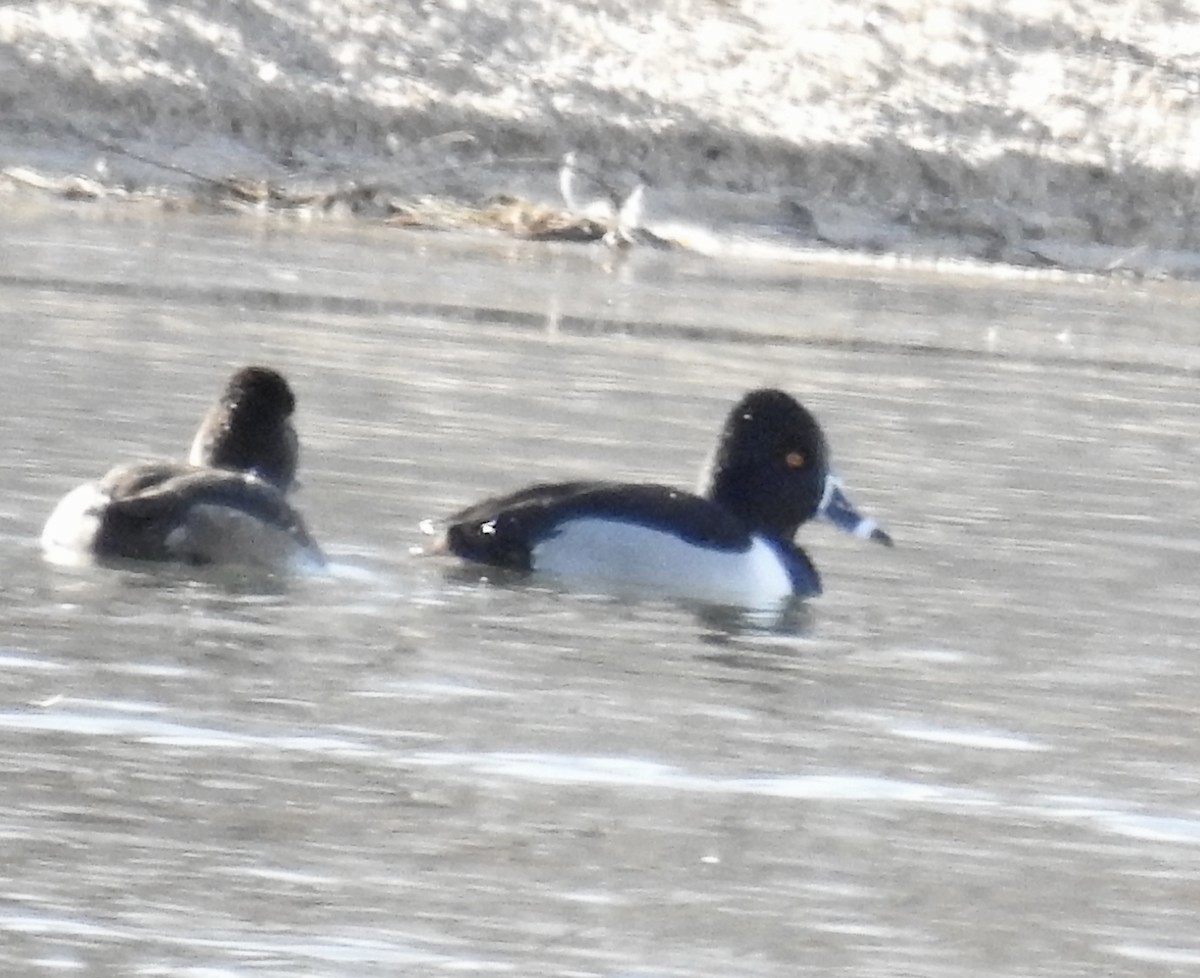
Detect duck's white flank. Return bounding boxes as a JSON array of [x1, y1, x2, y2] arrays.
[[530, 517, 794, 608]]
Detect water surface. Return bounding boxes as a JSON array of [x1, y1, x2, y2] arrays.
[[1, 203, 1199, 976]]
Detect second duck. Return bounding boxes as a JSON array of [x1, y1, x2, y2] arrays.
[[42, 366, 324, 571]]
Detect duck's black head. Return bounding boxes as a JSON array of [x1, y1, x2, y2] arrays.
[[189, 366, 299, 492], [703, 388, 893, 548], [701, 389, 829, 540]]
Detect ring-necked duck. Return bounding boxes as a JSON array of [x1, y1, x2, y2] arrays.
[[41, 366, 324, 570], [429, 389, 891, 608]]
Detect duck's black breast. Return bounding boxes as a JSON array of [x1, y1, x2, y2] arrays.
[[444, 480, 755, 570]]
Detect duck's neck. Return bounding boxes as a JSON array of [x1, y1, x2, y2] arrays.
[[705, 466, 801, 542]]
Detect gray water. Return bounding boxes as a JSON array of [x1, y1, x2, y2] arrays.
[[2, 202, 1200, 977]]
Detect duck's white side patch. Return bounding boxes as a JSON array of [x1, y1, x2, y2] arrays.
[[530, 518, 794, 608], [40, 482, 108, 564]]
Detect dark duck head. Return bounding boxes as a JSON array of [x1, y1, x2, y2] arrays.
[[188, 366, 299, 493], [702, 388, 892, 546]]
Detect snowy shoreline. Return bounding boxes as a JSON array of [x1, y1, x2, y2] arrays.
[[3, 0, 1200, 279]]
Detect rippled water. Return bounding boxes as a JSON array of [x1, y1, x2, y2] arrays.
[[2, 202, 1200, 976]]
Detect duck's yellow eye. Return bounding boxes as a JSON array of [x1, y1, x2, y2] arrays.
[[785, 451, 805, 468]]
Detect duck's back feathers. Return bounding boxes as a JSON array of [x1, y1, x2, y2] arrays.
[[45, 461, 323, 569], [443, 480, 755, 570]]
